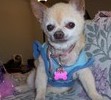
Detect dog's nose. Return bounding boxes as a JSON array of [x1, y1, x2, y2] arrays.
[[53, 31, 64, 39]]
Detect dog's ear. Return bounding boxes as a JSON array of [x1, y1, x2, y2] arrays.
[[69, 0, 85, 15], [30, 0, 47, 22]]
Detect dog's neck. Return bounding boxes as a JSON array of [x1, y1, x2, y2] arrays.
[[48, 43, 76, 58]]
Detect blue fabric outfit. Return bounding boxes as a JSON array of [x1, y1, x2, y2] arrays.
[[33, 41, 94, 87]]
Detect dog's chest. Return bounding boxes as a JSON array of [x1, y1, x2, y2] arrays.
[[33, 41, 93, 87], [58, 53, 78, 66]]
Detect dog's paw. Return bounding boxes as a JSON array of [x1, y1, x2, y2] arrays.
[[91, 94, 103, 100], [35, 95, 45, 100], [15, 86, 24, 92], [15, 85, 30, 93]]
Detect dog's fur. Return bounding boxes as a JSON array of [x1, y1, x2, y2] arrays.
[[19, 0, 103, 100]]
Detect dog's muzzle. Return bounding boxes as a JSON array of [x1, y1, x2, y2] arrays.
[[53, 30, 64, 40]]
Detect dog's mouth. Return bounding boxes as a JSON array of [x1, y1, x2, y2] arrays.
[[50, 38, 68, 43]]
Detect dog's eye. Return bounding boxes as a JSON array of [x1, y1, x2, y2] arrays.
[[47, 24, 55, 31], [65, 22, 75, 29]]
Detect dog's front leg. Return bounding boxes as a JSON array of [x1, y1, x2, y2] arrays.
[[77, 68, 103, 100], [35, 56, 47, 100]]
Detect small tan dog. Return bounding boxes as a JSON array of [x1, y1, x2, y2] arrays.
[[26, 0, 103, 100]]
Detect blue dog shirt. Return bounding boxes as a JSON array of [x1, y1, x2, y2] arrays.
[[33, 41, 94, 87]]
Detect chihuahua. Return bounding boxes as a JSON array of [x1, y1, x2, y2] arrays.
[[27, 0, 103, 100]]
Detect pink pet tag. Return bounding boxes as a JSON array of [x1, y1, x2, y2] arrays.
[[54, 67, 68, 80]]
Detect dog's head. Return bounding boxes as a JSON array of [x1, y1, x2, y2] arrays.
[[31, 0, 85, 50]]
